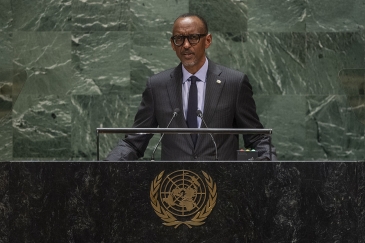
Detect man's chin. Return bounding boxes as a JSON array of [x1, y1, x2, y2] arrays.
[[182, 60, 197, 67]]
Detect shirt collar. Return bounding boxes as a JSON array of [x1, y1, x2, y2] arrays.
[[182, 57, 208, 83]]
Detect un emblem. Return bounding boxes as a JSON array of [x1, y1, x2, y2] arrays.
[[150, 170, 217, 228]]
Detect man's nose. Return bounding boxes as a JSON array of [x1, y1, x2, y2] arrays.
[[182, 37, 191, 48]]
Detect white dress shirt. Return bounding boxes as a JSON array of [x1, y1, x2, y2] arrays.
[[181, 57, 208, 128]]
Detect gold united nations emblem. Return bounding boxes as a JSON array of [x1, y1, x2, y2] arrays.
[[150, 170, 217, 228]]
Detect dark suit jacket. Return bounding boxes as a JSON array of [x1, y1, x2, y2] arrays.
[[106, 60, 277, 161]]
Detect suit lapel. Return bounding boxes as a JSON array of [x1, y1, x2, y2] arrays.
[[201, 61, 224, 127], [166, 64, 195, 148], [166, 64, 188, 129]]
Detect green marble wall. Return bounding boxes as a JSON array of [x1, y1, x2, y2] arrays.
[[0, 0, 364, 161]]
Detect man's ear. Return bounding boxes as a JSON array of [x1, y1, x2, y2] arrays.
[[205, 34, 212, 49], [171, 39, 176, 51]]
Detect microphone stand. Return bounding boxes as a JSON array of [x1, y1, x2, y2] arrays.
[[196, 110, 218, 161], [150, 108, 180, 161]]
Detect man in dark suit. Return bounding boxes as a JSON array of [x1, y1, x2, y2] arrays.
[[106, 13, 277, 161]]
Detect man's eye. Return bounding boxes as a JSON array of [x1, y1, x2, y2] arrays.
[[189, 35, 199, 40], [176, 36, 184, 40]]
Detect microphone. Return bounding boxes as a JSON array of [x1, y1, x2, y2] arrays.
[[150, 108, 180, 161], [196, 110, 218, 160]]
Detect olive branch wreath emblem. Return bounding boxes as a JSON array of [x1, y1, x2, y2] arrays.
[[150, 170, 217, 228]]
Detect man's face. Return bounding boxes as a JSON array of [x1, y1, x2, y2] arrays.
[[171, 16, 212, 74]]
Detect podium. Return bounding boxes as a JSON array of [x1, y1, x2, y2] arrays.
[[96, 127, 274, 161], [2, 160, 364, 242]]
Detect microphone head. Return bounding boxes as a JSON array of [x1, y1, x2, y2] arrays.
[[174, 108, 180, 114], [196, 110, 203, 117]]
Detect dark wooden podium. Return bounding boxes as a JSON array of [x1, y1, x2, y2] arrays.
[[1, 161, 364, 242]]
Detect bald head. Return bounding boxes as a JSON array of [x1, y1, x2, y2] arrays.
[[173, 13, 208, 34]]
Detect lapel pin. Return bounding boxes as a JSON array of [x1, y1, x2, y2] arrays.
[[216, 80, 221, 84]]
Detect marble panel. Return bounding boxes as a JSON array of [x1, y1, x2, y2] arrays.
[[247, 0, 306, 32], [205, 32, 248, 74], [307, 0, 365, 32], [0, 162, 9, 242], [306, 32, 365, 95], [0, 95, 12, 161], [72, 0, 130, 31], [0, 0, 12, 31], [360, 166, 365, 242], [338, 69, 365, 125], [338, 69, 365, 96], [71, 94, 132, 160], [305, 95, 365, 160], [255, 95, 306, 160], [190, 0, 248, 32], [70, 31, 130, 95], [130, 0, 188, 31], [345, 96, 365, 126], [12, 95, 71, 159], [0, 31, 13, 161], [0, 32, 12, 96], [130, 31, 178, 95], [12, 31, 72, 99], [6, 162, 365, 242], [11, 0, 71, 31], [1, 0, 365, 163], [269, 162, 362, 241], [207, 32, 306, 95]]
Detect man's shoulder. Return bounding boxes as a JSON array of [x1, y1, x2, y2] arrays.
[[150, 66, 179, 81], [210, 61, 246, 79]]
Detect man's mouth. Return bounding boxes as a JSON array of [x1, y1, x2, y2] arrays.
[[182, 52, 194, 58]]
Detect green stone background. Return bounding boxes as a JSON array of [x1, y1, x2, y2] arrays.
[[0, 0, 364, 161]]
